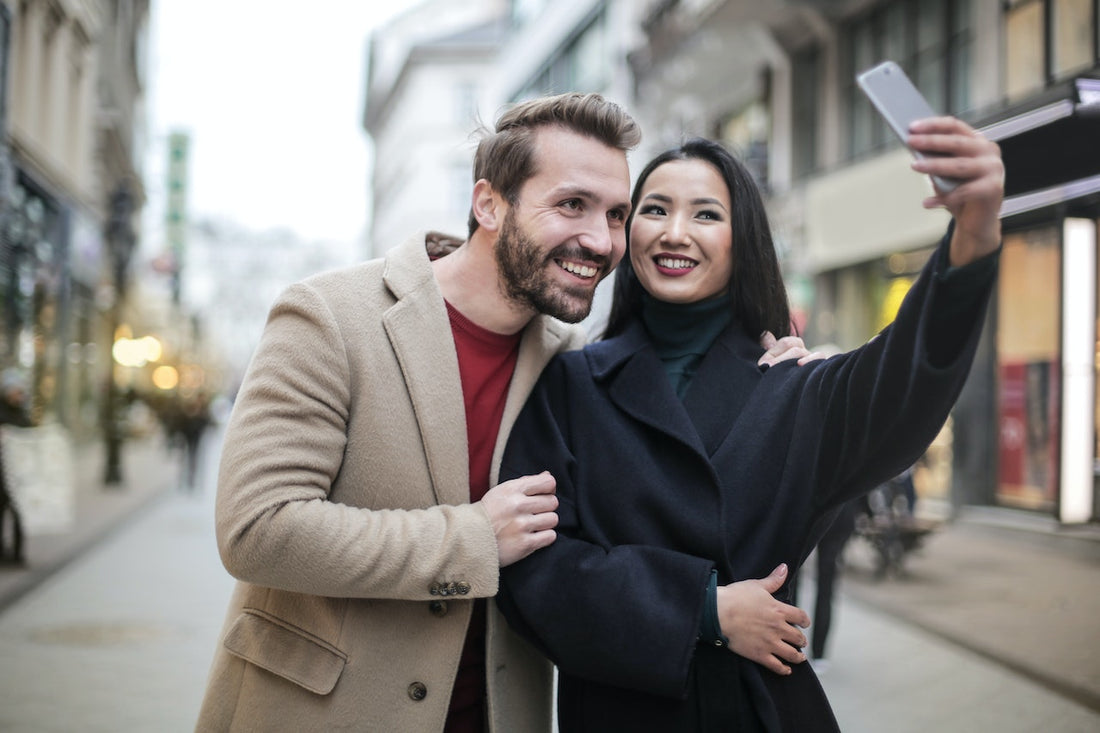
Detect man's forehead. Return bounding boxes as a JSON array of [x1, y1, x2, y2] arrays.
[[529, 128, 630, 200]]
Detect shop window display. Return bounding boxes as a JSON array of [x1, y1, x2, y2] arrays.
[[996, 227, 1061, 511]]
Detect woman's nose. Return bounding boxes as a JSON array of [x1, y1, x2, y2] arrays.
[[660, 215, 690, 245]]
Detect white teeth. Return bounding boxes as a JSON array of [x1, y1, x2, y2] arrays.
[[559, 261, 598, 278], [656, 257, 695, 270]]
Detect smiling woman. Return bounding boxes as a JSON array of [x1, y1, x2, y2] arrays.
[[629, 159, 735, 306], [497, 128, 1005, 732]]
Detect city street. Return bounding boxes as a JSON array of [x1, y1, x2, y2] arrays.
[[0, 428, 1098, 732]]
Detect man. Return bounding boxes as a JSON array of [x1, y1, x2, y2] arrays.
[[197, 92, 808, 732]]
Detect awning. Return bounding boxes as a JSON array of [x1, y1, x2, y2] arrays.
[[980, 78, 1100, 217]]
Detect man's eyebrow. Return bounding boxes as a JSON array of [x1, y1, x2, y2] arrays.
[[555, 185, 630, 211]]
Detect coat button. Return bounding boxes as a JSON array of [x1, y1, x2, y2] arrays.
[[456, 581, 471, 595], [408, 681, 427, 701], [429, 582, 442, 596], [429, 600, 448, 617]]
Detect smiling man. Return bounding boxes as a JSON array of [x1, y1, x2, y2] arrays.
[[197, 92, 814, 733], [196, 93, 639, 733]]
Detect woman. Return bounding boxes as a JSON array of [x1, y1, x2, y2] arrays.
[[498, 119, 1003, 731]]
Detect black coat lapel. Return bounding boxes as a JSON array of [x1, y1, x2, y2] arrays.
[[592, 322, 709, 461], [681, 325, 766, 456]]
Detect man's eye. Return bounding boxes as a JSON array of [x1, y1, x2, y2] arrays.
[[561, 199, 582, 210], [608, 209, 627, 222]]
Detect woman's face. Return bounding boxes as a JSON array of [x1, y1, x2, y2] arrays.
[[629, 158, 734, 305]]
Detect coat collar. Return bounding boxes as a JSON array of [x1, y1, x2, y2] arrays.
[[587, 319, 767, 458], [380, 233, 469, 506], [379, 232, 582, 502]]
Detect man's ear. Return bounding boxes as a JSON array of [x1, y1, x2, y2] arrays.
[[471, 179, 504, 232]]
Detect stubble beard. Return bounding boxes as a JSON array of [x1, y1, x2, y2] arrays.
[[494, 209, 607, 324]]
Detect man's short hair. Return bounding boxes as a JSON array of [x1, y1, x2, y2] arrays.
[[468, 92, 640, 236]]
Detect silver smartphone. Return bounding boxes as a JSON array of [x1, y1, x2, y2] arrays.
[[856, 61, 958, 192]]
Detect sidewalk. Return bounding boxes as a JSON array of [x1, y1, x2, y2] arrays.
[[0, 435, 179, 612], [2, 429, 1098, 730], [834, 506, 1100, 714]]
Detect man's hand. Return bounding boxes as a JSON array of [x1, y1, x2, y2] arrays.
[[758, 332, 828, 368], [481, 472, 559, 567], [908, 117, 1004, 266], [716, 564, 811, 675]]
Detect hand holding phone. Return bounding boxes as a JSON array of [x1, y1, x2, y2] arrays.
[[856, 61, 959, 192]]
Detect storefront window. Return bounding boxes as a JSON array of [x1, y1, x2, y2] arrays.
[[1005, 0, 1045, 100], [1095, 216, 1100, 520], [1052, 0, 1095, 78], [996, 227, 1061, 511]]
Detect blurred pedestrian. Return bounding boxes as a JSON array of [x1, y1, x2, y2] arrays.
[[793, 498, 861, 673], [176, 393, 211, 492], [0, 368, 31, 565]]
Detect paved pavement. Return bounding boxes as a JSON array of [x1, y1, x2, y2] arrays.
[[0, 425, 1098, 731]]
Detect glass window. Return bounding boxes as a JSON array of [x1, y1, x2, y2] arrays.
[[1052, 0, 1095, 76], [996, 227, 1061, 512], [453, 82, 478, 127], [1005, 0, 1046, 99], [1095, 216, 1100, 521], [843, 0, 971, 160], [791, 47, 819, 179]]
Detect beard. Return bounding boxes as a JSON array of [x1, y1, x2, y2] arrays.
[[494, 209, 610, 324]]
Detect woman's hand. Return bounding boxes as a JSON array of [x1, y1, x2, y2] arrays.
[[908, 117, 1004, 266], [716, 564, 810, 675]]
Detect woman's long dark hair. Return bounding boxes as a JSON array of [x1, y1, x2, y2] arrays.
[[602, 138, 792, 341]]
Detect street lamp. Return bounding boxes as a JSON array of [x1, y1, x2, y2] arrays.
[[103, 182, 136, 485]]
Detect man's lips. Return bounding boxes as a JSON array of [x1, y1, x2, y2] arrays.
[[556, 259, 600, 279]]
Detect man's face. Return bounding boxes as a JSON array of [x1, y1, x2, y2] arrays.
[[494, 126, 631, 323]]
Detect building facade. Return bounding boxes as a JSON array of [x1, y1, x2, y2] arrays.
[[1, 0, 150, 443], [631, 0, 1100, 524], [361, 0, 1100, 524], [363, 0, 512, 257]]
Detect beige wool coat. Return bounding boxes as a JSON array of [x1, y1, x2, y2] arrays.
[[196, 232, 585, 732]]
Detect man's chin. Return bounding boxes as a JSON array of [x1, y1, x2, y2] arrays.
[[534, 293, 594, 323]]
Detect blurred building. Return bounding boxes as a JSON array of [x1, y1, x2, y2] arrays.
[[363, 0, 512, 257], [363, 0, 647, 334], [0, 0, 151, 443], [631, 0, 1100, 525], [361, 0, 1100, 525]]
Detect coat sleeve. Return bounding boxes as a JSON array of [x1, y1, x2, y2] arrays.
[[498, 357, 714, 700], [215, 281, 500, 600], [801, 227, 998, 508]]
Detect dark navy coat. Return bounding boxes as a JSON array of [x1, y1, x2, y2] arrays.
[[498, 232, 997, 732]]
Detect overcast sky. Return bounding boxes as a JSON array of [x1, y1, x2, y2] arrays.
[[144, 1, 417, 250]]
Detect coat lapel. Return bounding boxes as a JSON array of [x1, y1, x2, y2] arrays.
[[381, 234, 469, 507], [681, 325, 766, 456], [489, 314, 583, 486], [592, 322, 710, 461]]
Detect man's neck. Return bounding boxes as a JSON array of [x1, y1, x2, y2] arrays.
[[432, 237, 535, 336]]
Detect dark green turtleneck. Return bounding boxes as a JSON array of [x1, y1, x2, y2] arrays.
[[641, 292, 733, 400]]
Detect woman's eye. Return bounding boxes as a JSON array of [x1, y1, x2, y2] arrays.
[[639, 204, 666, 216], [697, 210, 723, 221]]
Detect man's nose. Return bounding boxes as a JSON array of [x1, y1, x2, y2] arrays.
[[579, 216, 615, 257]]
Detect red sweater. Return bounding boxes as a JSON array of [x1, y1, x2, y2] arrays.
[[444, 302, 521, 733]]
